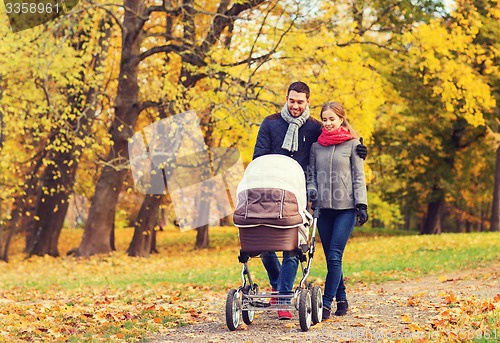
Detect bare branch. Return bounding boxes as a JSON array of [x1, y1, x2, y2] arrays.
[[200, 0, 268, 54], [220, 52, 274, 67]]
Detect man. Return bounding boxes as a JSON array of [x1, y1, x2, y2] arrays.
[[253, 81, 367, 319]]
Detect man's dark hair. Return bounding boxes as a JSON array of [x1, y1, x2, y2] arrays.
[[287, 81, 310, 99]]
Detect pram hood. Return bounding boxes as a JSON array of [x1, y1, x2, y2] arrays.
[[237, 154, 307, 208], [234, 154, 310, 229]]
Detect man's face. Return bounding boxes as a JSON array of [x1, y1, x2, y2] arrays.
[[286, 90, 309, 118]]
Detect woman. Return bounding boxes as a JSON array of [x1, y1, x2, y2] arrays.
[[306, 101, 368, 320]]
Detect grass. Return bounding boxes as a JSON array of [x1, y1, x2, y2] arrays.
[[1, 226, 499, 291]]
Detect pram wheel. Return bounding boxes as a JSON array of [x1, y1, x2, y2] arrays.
[[242, 307, 254, 325], [225, 289, 241, 331], [311, 285, 323, 324], [298, 289, 312, 332], [242, 285, 258, 325]]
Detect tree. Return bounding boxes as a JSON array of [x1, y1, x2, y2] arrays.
[[468, 0, 500, 232], [76, 0, 146, 257], [0, 11, 112, 260], [373, 3, 496, 234], [28, 13, 113, 257], [492, 140, 500, 231]]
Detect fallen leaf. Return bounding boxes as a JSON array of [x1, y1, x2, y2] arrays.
[[407, 296, 421, 307], [444, 292, 457, 304], [401, 314, 412, 323], [409, 323, 424, 331]]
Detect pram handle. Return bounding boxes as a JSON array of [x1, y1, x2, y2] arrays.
[[312, 204, 320, 219]]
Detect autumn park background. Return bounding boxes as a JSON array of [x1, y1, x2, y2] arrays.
[[0, 0, 499, 342]]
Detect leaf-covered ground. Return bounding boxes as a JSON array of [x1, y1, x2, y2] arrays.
[[150, 266, 499, 343], [0, 282, 222, 342]]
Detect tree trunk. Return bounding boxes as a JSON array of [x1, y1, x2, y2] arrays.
[[2, 153, 45, 261], [78, 167, 130, 256], [150, 228, 159, 254], [195, 225, 209, 249], [0, 206, 3, 262], [0, 78, 3, 259], [404, 207, 411, 230], [77, 0, 145, 257], [194, 122, 214, 250], [456, 211, 463, 233], [110, 209, 116, 251], [150, 202, 167, 254], [421, 190, 444, 234], [127, 194, 163, 257], [490, 141, 500, 231], [480, 206, 485, 232], [465, 221, 472, 233], [2, 190, 39, 261], [219, 215, 231, 226], [28, 151, 78, 256]]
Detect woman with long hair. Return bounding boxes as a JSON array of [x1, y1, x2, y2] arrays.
[[306, 101, 368, 319]]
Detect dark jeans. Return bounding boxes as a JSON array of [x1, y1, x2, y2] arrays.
[[260, 251, 298, 299], [317, 208, 356, 309]]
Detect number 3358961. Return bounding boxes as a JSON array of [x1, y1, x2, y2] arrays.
[[5, 2, 61, 14]]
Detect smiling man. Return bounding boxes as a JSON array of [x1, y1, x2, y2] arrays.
[[253, 81, 321, 171]]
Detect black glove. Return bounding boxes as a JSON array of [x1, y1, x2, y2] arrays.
[[307, 188, 318, 202], [356, 137, 367, 160], [356, 204, 368, 226]]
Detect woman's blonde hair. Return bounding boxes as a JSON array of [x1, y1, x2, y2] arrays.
[[320, 101, 358, 137]]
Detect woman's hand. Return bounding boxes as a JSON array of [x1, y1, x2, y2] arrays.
[[356, 204, 368, 226]]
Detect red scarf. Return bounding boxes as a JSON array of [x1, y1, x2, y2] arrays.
[[317, 126, 354, 146]]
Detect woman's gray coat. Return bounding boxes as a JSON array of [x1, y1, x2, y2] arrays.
[[307, 138, 367, 209]]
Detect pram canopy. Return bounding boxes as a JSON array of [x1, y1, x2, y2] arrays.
[[233, 155, 311, 251]]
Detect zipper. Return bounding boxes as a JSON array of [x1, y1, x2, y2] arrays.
[[244, 190, 249, 219], [279, 189, 285, 218], [330, 145, 335, 208]]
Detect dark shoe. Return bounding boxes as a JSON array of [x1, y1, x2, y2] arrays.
[[322, 306, 331, 320], [335, 300, 348, 316]]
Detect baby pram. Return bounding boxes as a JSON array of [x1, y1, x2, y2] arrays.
[[225, 154, 322, 332]]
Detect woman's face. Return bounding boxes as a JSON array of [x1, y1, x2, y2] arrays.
[[321, 109, 343, 132]]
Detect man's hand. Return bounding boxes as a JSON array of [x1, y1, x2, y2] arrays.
[[356, 137, 367, 160], [307, 188, 318, 202]]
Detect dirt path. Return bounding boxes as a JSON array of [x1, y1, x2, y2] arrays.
[[147, 266, 499, 342]]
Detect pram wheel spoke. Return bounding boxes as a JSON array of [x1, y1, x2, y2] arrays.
[[298, 289, 312, 332], [225, 289, 241, 331], [310, 285, 323, 325]]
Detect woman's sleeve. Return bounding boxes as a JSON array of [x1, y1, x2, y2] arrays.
[[351, 140, 368, 206]]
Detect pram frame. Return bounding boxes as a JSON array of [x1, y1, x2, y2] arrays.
[[226, 207, 323, 332]]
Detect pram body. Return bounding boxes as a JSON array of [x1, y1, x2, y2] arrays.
[[226, 155, 322, 332]]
